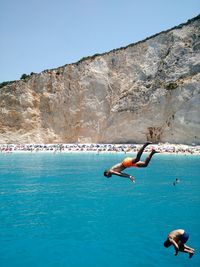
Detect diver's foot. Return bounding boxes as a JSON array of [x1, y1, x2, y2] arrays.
[[151, 149, 160, 154], [189, 252, 194, 259], [174, 249, 178, 256], [145, 141, 152, 146]]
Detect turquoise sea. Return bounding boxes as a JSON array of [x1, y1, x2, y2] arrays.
[[0, 152, 199, 267]]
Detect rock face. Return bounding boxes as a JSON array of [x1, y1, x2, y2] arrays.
[[0, 16, 200, 144]]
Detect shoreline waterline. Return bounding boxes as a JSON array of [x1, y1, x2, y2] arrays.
[[0, 143, 199, 155]]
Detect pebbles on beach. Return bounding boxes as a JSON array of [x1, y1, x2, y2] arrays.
[[0, 143, 199, 155]]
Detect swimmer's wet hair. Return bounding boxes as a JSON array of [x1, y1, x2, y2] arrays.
[[104, 170, 109, 176], [164, 239, 172, 248], [104, 170, 112, 177]]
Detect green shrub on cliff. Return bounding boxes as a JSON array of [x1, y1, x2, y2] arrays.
[[77, 53, 101, 64], [0, 72, 35, 89], [20, 73, 30, 80], [164, 82, 178, 90], [0, 80, 15, 89]]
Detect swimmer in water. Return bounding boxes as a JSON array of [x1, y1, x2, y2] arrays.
[[164, 229, 195, 258], [103, 142, 159, 182], [173, 178, 180, 186]]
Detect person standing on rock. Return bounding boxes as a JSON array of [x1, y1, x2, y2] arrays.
[[103, 142, 159, 182]]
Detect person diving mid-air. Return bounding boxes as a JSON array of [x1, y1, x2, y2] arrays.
[[104, 142, 159, 182]]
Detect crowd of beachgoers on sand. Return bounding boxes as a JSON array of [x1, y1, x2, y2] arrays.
[[0, 143, 200, 155]]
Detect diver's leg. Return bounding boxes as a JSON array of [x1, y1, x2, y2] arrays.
[[133, 142, 152, 163], [136, 149, 159, 167]]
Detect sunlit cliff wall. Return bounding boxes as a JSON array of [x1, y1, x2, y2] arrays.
[[0, 16, 200, 144]]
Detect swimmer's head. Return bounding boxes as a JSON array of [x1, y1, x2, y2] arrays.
[[104, 170, 112, 178], [164, 239, 172, 248]]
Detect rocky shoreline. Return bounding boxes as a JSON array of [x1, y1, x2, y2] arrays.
[[0, 143, 199, 155]]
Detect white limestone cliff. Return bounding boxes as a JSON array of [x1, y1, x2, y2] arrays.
[[0, 15, 200, 144]]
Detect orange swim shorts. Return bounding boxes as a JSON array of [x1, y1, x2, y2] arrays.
[[122, 157, 138, 168]]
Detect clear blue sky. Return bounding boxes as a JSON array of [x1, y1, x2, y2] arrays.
[[0, 0, 199, 83]]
